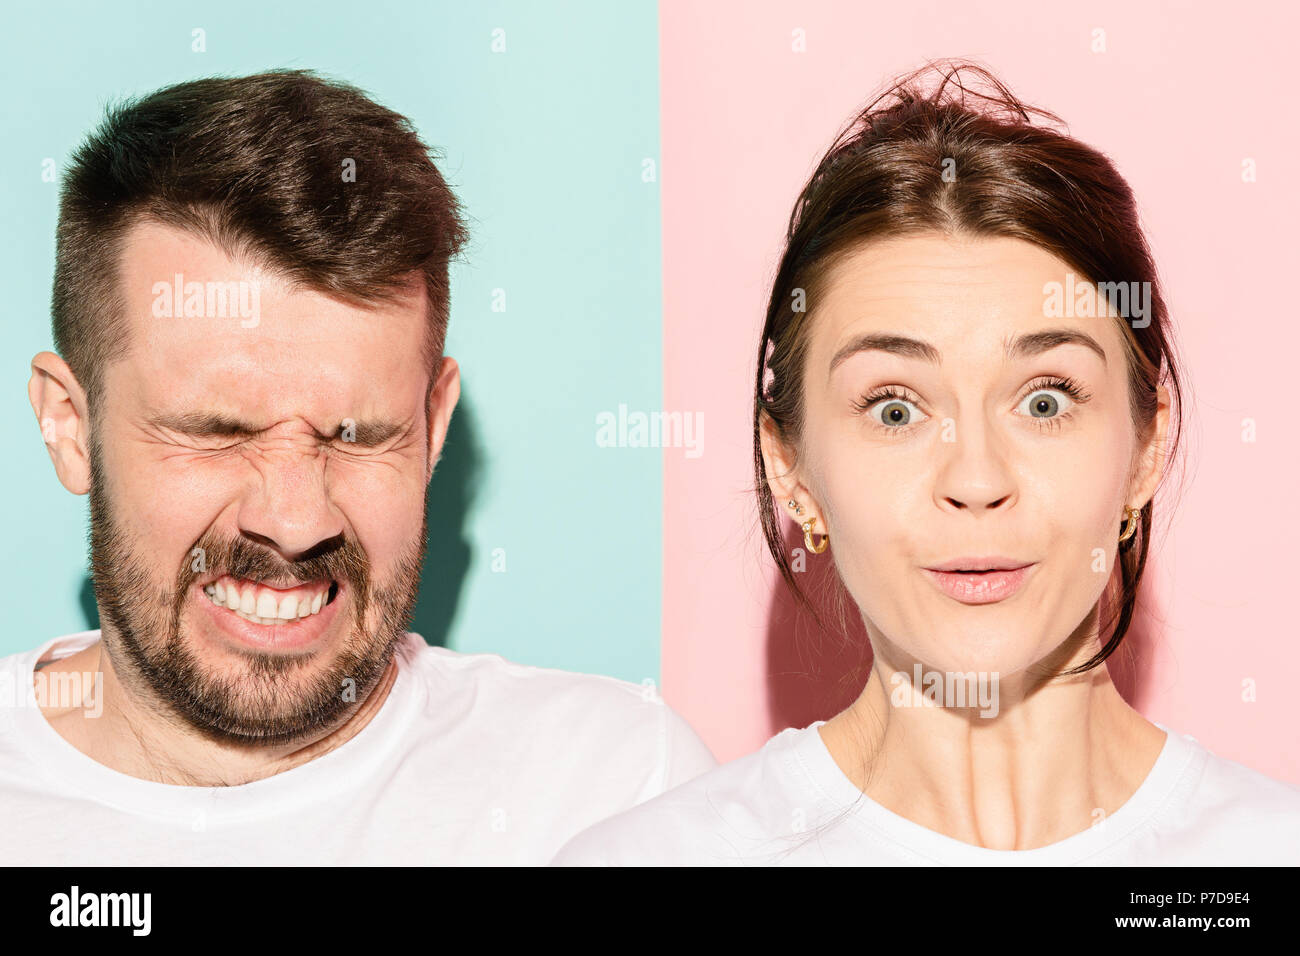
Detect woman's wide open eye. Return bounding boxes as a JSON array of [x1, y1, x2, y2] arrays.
[[852, 387, 927, 429], [1015, 377, 1091, 428], [853, 376, 1090, 432], [1019, 387, 1071, 419], [875, 396, 922, 428]]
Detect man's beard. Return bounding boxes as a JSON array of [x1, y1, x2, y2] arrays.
[[86, 436, 428, 747]]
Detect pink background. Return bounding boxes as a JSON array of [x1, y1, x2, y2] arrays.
[[658, 0, 1300, 782]]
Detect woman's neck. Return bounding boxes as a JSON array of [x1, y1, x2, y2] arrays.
[[818, 638, 1166, 851]]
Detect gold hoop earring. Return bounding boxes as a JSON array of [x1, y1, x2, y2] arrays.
[[802, 517, 828, 554], [1118, 506, 1141, 544]]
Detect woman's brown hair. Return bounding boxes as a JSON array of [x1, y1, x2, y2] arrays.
[[754, 59, 1187, 677]]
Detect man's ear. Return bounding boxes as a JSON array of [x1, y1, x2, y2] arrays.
[[1128, 383, 1172, 511], [425, 356, 461, 485], [28, 351, 92, 496], [759, 410, 823, 530]]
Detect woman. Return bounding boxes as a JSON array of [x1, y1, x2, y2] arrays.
[[553, 61, 1300, 865]]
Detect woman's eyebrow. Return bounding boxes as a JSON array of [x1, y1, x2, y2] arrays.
[[828, 328, 1108, 375]]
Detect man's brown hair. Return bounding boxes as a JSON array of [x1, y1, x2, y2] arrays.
[[52, 68, 469, 411]]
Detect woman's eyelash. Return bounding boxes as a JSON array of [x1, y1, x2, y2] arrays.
[[851, 386, 914, 415], [851, 376, 1092, 431], [1030, 375, 1091, 404]]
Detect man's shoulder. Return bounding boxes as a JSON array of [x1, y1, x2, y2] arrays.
[[0, 631, 100, 705], [551, 727, 808, 865], [394, 633, 718, 805], [397, 632, 665, 715], [395, 633, 713, 758], [0, 630, 99, 669]]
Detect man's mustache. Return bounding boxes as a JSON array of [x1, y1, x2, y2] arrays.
[[177, 534, 368, 594]]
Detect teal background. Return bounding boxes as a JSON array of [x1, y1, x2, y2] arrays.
[[0, 0, 663, 682]]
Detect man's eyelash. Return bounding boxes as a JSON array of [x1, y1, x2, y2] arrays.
[[183, 433, 383, 451], [851, 376, 1092, 430]]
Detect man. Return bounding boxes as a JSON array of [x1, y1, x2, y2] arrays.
[[3, 69, 715, 864]]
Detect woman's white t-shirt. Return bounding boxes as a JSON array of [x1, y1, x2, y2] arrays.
[[551, 720, 1300, 865]]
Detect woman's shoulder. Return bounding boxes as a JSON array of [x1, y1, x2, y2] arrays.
[[550, 724, 828, 866], [1146, 726, 1300, 863], [1184, 731, 1300, 817]]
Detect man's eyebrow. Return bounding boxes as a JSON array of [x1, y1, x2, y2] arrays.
[[325, 419, 408, 446], [147, 412, 408, 446], [827, 327, 1108, 375]]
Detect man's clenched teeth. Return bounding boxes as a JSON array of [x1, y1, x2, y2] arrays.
[[202, 574, 336, 626]]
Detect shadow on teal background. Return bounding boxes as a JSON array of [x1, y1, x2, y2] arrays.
[[2, 0, 663, 682]]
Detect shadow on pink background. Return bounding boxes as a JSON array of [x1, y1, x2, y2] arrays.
[[658, 0, 1300, 781]]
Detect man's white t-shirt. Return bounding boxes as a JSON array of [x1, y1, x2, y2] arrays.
[[552, 720, 1300, 865], [0, 629, 718, 865]]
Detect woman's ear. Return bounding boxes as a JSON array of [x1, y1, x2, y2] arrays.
[[759, 410, 822, 528], [1129, 383, 1172, 509]]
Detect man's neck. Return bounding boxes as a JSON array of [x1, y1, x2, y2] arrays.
[[33, 637, 399, 786]]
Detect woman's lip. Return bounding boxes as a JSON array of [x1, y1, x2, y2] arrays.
[[922, 564, 1036, 605], [924, 560, 1032, 573]]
